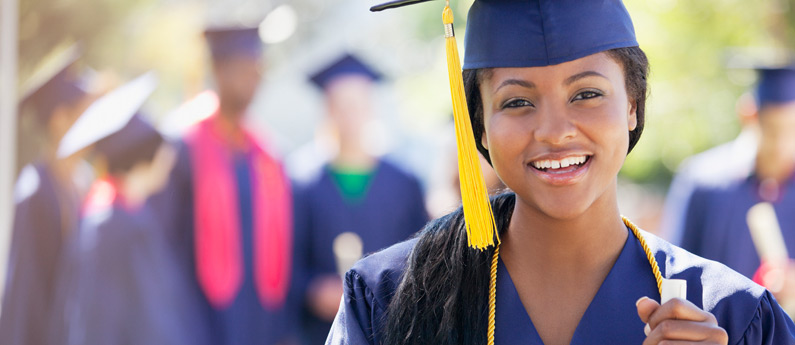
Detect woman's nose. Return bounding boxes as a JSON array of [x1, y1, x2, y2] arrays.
[[533, 105, 576, 145]]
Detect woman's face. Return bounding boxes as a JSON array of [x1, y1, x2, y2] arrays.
[[480, 52, 637, 220]]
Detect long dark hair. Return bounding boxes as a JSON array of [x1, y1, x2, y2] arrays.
[[382, 47, 649, 344]]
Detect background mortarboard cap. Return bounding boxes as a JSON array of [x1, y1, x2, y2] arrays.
[[204, 26, 263, 60], [756, 67, 795, 109], [309, 53, 382, 90], [94, 113, 164, 174], [19, 44, 88, 123], [371, 0, 638, 69], [57, 72, 159, 159]]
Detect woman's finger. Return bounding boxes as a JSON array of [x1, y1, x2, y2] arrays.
[[641, 319, 728, 345], [637, 296, 661, 324], [647, 298, 717, 330]]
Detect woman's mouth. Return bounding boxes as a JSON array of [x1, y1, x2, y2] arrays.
[[528, 155, 592, 185]]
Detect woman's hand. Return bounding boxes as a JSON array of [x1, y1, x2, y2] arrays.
[[636, 296, 728, 345]]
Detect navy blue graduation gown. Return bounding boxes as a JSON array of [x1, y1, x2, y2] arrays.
[[682, 176, 795, 279], [0, 163, 79, 345], [292, 160, 428, 345], [148, 142, 296, 345], [327, 230, 795, 344], [50, 201, 205, 344]]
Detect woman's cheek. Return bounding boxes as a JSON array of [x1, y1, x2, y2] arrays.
[[487, 113, 531, 178]]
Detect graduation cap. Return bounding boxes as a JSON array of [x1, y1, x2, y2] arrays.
[[19, 44, 88, 124], [309, 54, 382, 90], [204, 26, 263, 60], [96, 113, 165, 174], [372, 0, 637, 69], [371, 0, 637, 251], [57, 72, 159, 159], [755, 67, 795, 109]]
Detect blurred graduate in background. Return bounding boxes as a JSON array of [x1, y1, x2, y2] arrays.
[[49, 73, 205, 344], [0, 45, 96, 345], [660, 91, 758, 244], [292, 53, 428, 345], [682, 66, 795, 313], [149, 25, 296, 345]]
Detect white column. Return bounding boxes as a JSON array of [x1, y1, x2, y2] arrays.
[[0, 0, 19, 305]]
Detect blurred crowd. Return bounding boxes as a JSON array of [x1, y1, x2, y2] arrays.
[[0, 18, 504, 344], [4, 0, 795, 344]]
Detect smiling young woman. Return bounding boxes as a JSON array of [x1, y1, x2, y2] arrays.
[[325, 1, 795, 345]]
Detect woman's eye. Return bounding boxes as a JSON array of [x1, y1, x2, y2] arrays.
[[502, 99, 533, 109], [573, 90, 602, 101]]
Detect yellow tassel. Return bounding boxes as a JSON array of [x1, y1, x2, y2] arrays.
[[443, 4, 498, 250]]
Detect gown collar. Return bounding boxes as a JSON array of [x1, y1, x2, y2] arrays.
[[494, 230, 659, 344]]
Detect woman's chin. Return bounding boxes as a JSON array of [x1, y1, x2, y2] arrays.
[[539, 206, 589, 221], [521, 195, 593, 221]]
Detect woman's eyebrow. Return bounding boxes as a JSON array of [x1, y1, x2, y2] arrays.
[[564, 71, 608, 85], [495, 79, 535, 92]]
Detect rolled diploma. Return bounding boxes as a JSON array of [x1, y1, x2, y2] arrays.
[[661, 278, 687, 304], [746, 202, 789, 263]]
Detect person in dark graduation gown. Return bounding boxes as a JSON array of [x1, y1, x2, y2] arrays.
[[0, 46, 96, 345], [47, 73, 206, 344], [328, 1, 795, 344], [682, 67, 795, 312], [293, 54, 429, 345], [660, 92, 758, 244], [149, 26, 295, 345]]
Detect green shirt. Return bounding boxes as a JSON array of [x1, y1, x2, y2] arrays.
[[329, 165, 377, 204]]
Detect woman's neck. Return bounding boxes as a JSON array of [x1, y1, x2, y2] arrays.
[[502, 189, 627, 274], [332, 137, 375, 170], [212, 112, 248, 150], [499, 190, 628, 345]]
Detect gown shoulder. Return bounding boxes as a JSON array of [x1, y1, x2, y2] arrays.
[[645, 231, 795, 343]]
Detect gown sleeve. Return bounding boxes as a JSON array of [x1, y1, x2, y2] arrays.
[[737, 290, 795, 344], [325, 269, 383, 345]]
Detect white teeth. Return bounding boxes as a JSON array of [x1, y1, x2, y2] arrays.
[[531, 156, 588, 170]]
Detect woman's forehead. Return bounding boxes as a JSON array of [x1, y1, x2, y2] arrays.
[[484, 52, 623, 86]]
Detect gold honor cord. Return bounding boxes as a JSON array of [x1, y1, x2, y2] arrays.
[[442, 2, 499, 251], [487, 217, 663, 345]]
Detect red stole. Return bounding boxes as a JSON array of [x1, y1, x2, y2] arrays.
[[186, 115, 292, 310]]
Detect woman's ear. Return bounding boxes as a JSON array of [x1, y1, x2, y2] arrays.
[[627, 98, 638, 131], [480, 131, 489, 150]]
